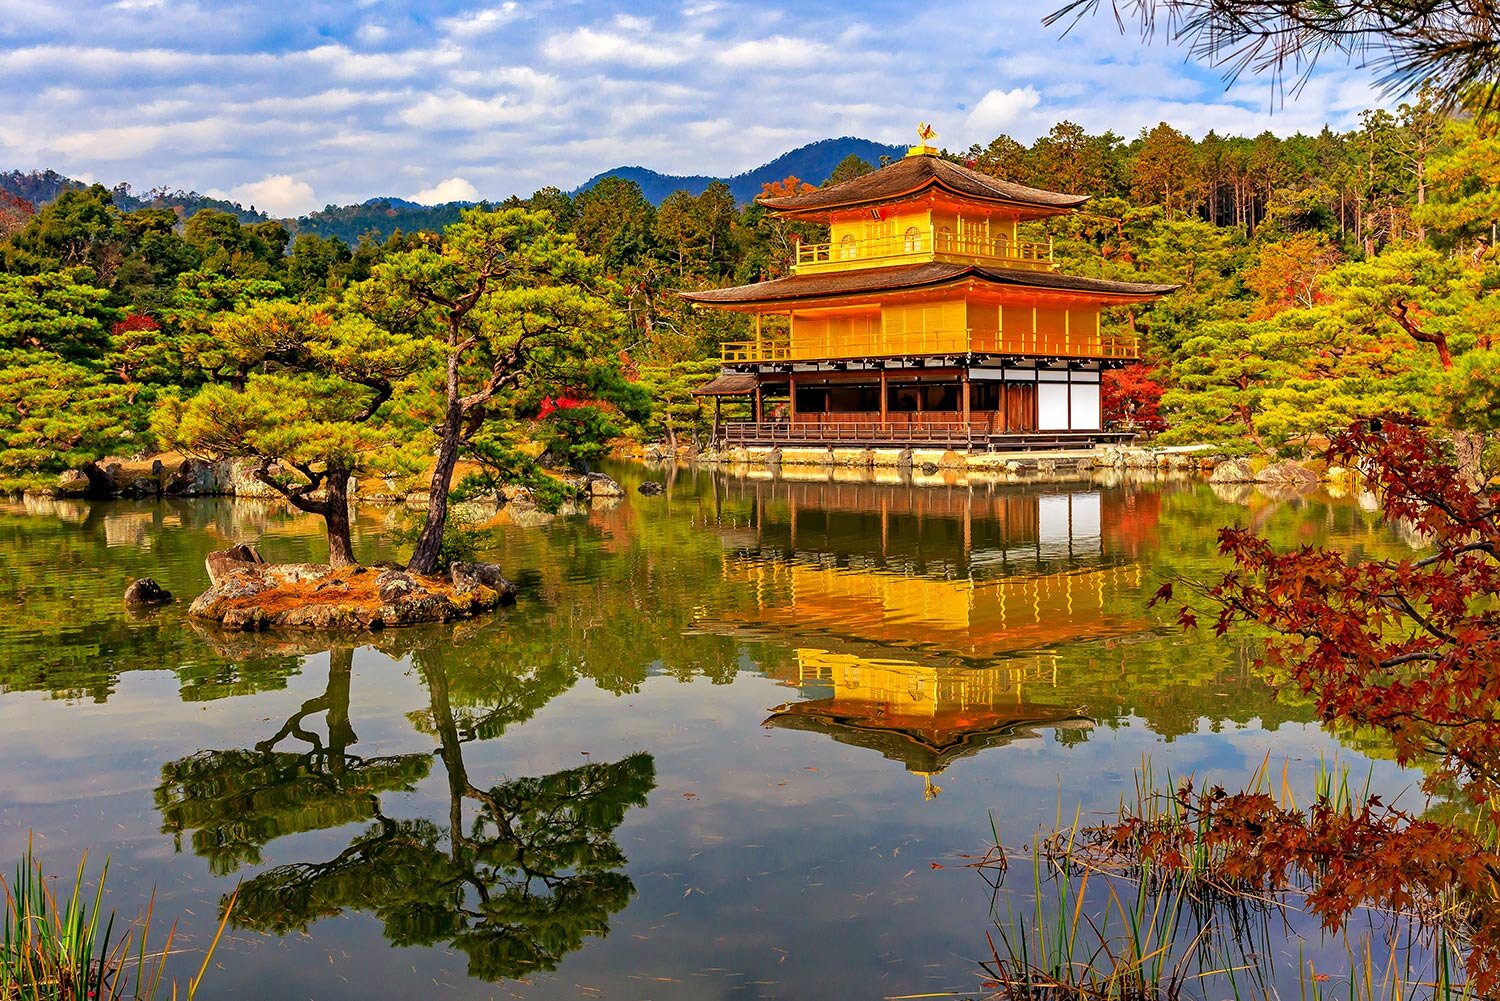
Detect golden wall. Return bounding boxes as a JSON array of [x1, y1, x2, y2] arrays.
[[786, 298, 1106, 360]]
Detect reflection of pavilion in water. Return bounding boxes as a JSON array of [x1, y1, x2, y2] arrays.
[[701, 478, 1156, 792]]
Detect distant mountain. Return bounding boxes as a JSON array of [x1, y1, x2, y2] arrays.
[[1, 136, 908, 246], [574, 136, 907, 204], [0, 169, 267, 223]]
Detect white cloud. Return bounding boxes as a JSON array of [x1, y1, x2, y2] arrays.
[[715, 36, 831, 69], [354, 22, 388, 45], [0, 0, 1398, 209], [541, 26, 692, 68], [963, 86, 1043, 139], [226, 174, 318, 217], [438, 3, 521, 37], [412, 177, 481, 204], [398, 91, 536, 129]]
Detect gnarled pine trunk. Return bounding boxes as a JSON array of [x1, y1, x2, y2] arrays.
[[321, 474, 357, 568], [255, 462, 358, 568], [408, 353, 466, 575]]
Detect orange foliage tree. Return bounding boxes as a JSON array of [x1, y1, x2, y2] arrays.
[[1137, 416, 1500, 988]]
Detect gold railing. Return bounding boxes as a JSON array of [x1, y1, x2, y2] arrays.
[[721, 339, 792, 362], [795, 230, 1053, 273], [721, 329, 1137, 363]]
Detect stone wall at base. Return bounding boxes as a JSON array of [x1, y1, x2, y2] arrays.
[[651, 442, 1341, 490]]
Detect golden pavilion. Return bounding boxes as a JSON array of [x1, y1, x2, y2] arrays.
[[686, 128, 1176, 450]]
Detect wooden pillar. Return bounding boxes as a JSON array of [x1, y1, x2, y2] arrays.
[[961, 370, 971, 437], [1000, 378, 1009, 433], [788, 375, 797, 424], [879, 368, 888, 430], [713, 397, 721, 442], [754, 382, 763, 423], [1065, 368, 1073, 431]]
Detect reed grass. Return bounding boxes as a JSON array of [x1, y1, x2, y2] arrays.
[[976, 756, 1480, 1000], [1, 836, 236, 1000]]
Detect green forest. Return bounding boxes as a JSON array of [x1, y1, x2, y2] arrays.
[[3, 88, 1498, 508]]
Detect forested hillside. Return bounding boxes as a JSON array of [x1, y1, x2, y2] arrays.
[[1, 90, 1496, 493], [0, 170, 267, 224]]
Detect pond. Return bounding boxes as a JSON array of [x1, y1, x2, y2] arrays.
[[0, 463, 1426, 998]]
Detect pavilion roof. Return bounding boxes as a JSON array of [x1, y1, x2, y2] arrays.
[[690, 371, 759, 396], [679, 261, 1178, 308], [757, 153, 1089, 218]]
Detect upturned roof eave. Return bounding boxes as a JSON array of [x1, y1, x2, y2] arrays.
[[677, 263, 1180, 309], [757, 176, 1091, 218]]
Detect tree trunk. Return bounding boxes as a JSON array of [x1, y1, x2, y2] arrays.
[[409, 403, 464, 575], [323, 473, 357, 568], [1454, 431, 1486, 489], [1389, 301, 1453, 370], [409, 343, 466, 575], [256, 462, 358, 567]]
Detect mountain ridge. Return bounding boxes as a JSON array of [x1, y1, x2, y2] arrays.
[[0, 136, 907, 244], [573, 136, 905, 204]]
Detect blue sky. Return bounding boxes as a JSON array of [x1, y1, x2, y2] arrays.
[[1, 0, 1386, 216]]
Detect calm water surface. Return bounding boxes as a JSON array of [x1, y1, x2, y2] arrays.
[[0, 464, 1424, 998]]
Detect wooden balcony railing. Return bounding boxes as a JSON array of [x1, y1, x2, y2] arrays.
[[717, 420, 1133, 450], [720, 329, 1138, 363], [795, 229, 1053, 273], [722, 339, 793, 362]]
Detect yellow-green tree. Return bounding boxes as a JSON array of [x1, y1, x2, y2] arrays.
[[156, 301, 430, 566], [348, 208, 627, 575]]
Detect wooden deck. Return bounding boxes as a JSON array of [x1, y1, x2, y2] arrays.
[[717, 420, 1132, 451]]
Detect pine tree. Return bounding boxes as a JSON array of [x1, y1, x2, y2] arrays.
[[349, 208, 631, 575], [157, 301, 431, 566]]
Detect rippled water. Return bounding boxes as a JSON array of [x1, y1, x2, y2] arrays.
[[0, 464, 1423, 998]]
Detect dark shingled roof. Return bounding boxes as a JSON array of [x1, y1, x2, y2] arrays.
[[679, 262, 1178, 306], [691, 372, 759, 396], [758, 154, 1089, 216]]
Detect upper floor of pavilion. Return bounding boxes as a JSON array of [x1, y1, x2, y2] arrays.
[[760, 141, 1089, 276]]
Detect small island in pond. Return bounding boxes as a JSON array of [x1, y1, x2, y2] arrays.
[[187, 544, 516, 632]]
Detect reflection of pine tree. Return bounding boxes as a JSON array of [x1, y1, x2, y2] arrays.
[[156, 647, 432, 875], [163, 644, 656, 983], [420, 656, 653, 979]]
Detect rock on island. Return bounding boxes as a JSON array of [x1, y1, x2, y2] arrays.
[[190, 544, 516, 632]]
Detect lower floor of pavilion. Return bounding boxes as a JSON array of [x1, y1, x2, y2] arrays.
[[695, 358, 1130, 451]]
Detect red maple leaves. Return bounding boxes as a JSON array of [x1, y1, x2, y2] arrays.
[[1140, 415, 1500, 988]]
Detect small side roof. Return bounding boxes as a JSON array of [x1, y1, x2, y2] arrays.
[[758, 154, 1088, 218], [679, 262, 1178, 308], [691, 372, 759, 396]]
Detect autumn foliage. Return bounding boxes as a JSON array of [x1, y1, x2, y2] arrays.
[[1101, 363, 1166, 433], [1192, 417, 1500, 798], [1125, 416, 1500, 987]]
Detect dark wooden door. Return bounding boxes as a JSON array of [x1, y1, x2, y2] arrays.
[[1003, 383, 1036, 432]]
